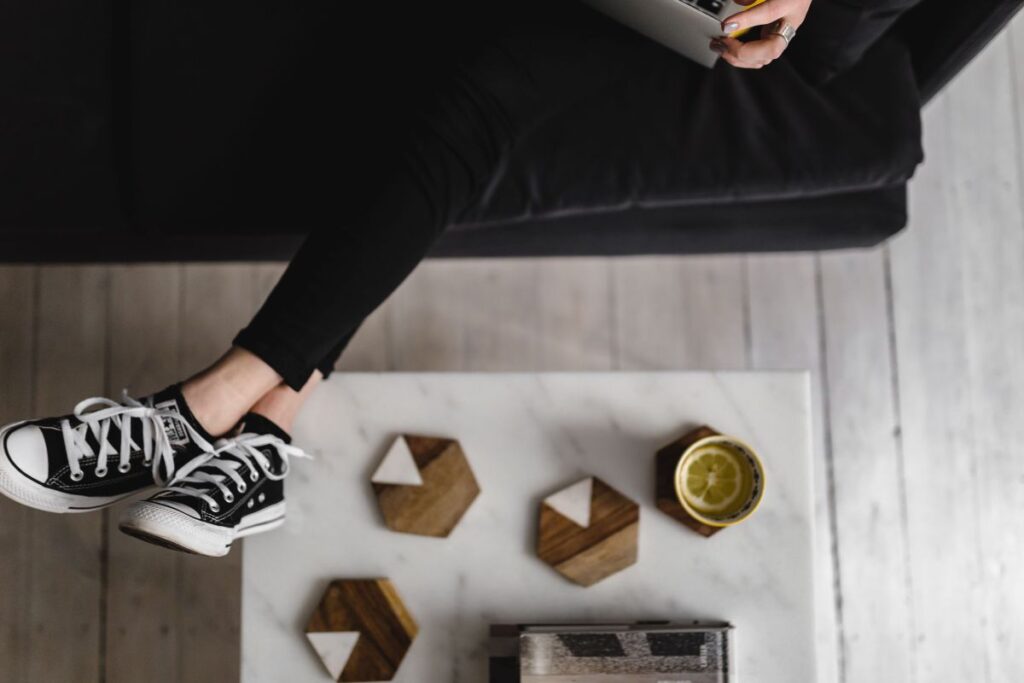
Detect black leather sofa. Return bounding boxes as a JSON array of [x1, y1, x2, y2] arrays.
[[2, 0, 1021, 263]]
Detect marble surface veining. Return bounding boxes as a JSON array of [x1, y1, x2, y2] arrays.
[[241, 372, 816, 682]]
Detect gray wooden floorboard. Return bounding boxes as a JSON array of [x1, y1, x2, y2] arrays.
[[745, 253, 839, 683], [612, 256, 747, 370], [819, 250, 913, 683], [389, 259, 545, 371], [535, 259, 616, 370], [388, 261, 480, 370], [945, 32, 1024, 682], [336, 305, 393, 373], [0, 267, 37, 683], [890, 92, 990, 682]]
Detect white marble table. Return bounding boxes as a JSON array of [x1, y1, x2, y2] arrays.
[[242, 372, 816, 682]]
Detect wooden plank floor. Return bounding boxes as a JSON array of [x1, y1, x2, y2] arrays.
[[2, 19, 1024, 683]]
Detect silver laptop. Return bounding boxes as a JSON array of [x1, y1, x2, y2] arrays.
[[583, 0, 748, 67]]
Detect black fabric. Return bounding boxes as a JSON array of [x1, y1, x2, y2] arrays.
[[150, 476, 284, 529], [787, 0, 927, 84], [896, 0, 1024, 102], [149, 442, 286, 527], [126, 2, 529, 232], [0, 0, 1019, 262], [233, 3, 923, 390], [0, 185, 905, 262], [457, 33, 922, 228], [123, 0, 924, 236], [237, 412, 291, 444], [152, 383, 216, 447], [0, 0, 121, 229], [9, 422, 149, 498], [439, 186, 908, 257], [235, 2, 647, 389]]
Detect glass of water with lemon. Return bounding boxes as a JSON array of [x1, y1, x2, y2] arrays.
[[674, 434, 765, 528]]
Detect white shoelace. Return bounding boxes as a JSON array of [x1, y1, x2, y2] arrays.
[[163, 433, 310, 513], [60, 392, 212, 485]]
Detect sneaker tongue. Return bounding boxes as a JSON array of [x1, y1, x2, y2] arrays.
[[148, 384, 215, 447], [234, 413, 291, 444]]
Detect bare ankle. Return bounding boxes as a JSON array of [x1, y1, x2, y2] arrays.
[[249, 373, 323, 434], [182, 348, 282, 436]]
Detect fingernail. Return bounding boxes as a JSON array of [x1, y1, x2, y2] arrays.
[[723, 22, 740, 32]]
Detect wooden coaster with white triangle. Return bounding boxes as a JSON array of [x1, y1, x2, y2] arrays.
[[371, 435, 480, 537], [305, 578, 418, 682], [536, 476, 640, 587]]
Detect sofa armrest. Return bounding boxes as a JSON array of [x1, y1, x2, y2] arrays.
[[897, 0, 1024, 103]]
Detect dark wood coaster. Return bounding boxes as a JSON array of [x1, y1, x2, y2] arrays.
[[305, 578, 418, 682], [371, 435, 481, 538], [655, 425, 725, 537], [537, 476, 640, 587]]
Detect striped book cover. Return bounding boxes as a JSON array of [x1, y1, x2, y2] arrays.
[[489, 622, 735, 682]]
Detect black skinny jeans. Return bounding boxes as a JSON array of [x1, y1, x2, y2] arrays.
[[233, 0, 920, 391], [233, 3, 644, 389]]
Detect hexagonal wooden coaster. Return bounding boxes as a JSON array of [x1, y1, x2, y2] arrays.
[[655, 425, 724, 537], [371, 435, 480, 537], [537, 476, 639, 587], [305, 578, 418, 682]]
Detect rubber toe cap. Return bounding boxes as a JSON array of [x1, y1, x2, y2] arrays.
[[4, 425, 50, 483], [144, 498, 202, 520]]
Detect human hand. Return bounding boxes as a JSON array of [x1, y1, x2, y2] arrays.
[[710, 0, 812, 69]]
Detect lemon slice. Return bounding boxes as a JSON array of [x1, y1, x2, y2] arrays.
[[680, 445, 744, 515]]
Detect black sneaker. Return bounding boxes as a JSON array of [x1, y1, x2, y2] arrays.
[[0, 385, 214, 513], [118, 413, 307, 557]]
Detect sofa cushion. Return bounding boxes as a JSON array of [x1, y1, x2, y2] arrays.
[[128, 1, 404, 232], [786, 0, 927, 84], [897, 0, 1024, 102], [455, 33, 922, 230], [0, 0, 120, 229], [128, 2, 921, 240]]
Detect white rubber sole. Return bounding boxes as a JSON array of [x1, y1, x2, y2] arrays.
[[0, 421, 151, 513], [118, 500, 287, 557]]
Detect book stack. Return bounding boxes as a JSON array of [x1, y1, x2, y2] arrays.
[[489, 622, 735, 682]]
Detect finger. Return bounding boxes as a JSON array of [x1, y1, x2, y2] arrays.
[[721, 0, 801, 33], [720, 51, 765, 69], [736, 35, 788, 63], [716, 36, 779, 66], [713, 41, 767, 69]]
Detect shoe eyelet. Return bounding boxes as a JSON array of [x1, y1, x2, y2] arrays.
[[70, 471, 84, 482], [210, 503, 220, 513], [237, 483, 247, 493], [250, 472, 259, 482], [94, 468, 108, 478], [118, 463, 131, 474], [224, 493, 235, 503]]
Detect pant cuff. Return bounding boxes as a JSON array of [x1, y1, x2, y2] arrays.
[[233, 327, 316, 392], [314, 329, 357, 381]]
